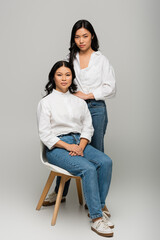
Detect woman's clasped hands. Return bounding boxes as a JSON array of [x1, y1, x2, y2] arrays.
[[67, 144, 84, 157]]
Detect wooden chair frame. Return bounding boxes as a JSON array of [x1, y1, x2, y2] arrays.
[[36, 170, 83, 226]]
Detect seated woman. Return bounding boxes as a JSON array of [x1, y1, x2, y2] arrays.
[[37, 60, 114, 237]]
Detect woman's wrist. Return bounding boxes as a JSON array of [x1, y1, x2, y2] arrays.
[[79, 138, 89, 150], [86, 93, 94, 100], [54, 140, 70, 150]]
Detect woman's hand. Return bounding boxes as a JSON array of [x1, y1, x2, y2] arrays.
[[66, 144, 84, 156], [73, 91, 88, 100], [73, 91, 94, 100]]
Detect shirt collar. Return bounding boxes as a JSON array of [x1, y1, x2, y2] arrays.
[[52, 89, 70, 96]]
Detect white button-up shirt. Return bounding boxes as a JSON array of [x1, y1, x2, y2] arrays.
[[72, 51, 116, 101], [37, 89, 94, 149]]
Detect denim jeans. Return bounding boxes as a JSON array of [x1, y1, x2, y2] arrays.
[[55, 100, 108, 197], [87, 100, 108, 153], [46, 133, 112, 219]]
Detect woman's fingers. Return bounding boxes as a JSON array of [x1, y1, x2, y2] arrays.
[[69, 151, 84, 156]]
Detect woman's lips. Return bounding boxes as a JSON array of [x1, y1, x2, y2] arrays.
[[61, 83, 67, 86], [79, 45, 85, 48]]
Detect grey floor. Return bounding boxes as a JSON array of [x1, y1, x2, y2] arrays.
[[1, 170, 159, 240]]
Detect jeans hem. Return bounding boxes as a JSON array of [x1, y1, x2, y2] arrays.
[[90, 213, 103, 220], [101, 203, 105, 209]]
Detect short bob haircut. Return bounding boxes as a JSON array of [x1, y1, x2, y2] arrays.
[[45, 61, 77, 96], [69, 19, 99, 65]]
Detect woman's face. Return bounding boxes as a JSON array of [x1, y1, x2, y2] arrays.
[[74, 28, 93, 52], [54, 66, 72, 93]]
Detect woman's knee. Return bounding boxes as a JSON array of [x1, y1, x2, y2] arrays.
[[101, 155, 112, 170], [84, 164, 97, 176]]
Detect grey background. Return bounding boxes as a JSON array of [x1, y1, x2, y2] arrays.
[[0, 0, 160, 239]]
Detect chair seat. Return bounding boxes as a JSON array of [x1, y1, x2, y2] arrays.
[[43, 161, 75, 177]]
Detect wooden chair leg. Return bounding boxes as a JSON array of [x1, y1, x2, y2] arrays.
[[36, 171, 55, 210], [51, 176, 70, 226], [76, 178, 83, 205]]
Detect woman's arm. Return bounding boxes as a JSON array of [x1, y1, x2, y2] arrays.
[[80, 101, 94, 141], [92, 56, 116, 100], [37, 101, 61, 149], [79, 138, 89, 150], [73, 91, 94, 100]]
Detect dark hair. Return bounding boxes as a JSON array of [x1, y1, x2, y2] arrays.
[[45, 61, 77, 96], [69, 19, 99, 65]]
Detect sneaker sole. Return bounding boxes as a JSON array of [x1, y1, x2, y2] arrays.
[[42, 198, 66, 206], [91, 227, 113, 237]]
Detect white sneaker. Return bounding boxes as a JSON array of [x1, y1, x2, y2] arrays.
[[103, 211, 114, 228], [91, 218, 113, 237], [42, 191, 66, 206]]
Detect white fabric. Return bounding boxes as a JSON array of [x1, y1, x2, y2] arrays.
[[65, 51, 116, 101], [91, 218, 113, 234], [37, 89, 94, 150], [102, 212, 114, 228]]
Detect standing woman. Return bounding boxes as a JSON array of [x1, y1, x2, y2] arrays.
[[69, 19, 116, 152], [43, 20, 116, 215]]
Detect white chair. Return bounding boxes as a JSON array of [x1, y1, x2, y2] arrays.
[[36, 142, 83, 226]]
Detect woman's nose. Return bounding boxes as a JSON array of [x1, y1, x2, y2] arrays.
[[80, 37, 83, 43], [62, 76, 66, 81]]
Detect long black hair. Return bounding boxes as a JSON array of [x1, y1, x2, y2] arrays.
[[69, 19, 99, 65], [45, 61, 77, 96]]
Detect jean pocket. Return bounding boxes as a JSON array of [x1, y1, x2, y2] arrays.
[[90, 100, 105, 108]]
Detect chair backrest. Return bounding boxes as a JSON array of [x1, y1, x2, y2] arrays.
[[40, 141, 48, 164]]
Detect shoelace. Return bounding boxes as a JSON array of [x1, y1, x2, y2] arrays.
[[103, 211, 109, 220], [95, 218, 110, 230]]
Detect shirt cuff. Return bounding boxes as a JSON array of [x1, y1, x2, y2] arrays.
[[43, 136, 60, 150], [92, 88, 105, 101], [80, 133, 92, 143]]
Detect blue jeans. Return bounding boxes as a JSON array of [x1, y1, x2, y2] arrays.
[[87, 100, 108, 153], [46, 133, 112, 219], [55, 100, 108, 196]]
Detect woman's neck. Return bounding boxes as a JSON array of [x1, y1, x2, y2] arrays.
[[79, 48, 94, 56], [79, 48, 95, 69]]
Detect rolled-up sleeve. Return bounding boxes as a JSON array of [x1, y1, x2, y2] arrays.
[[80, 102, 94, 142], [37, 101, 60, 149], [93, 56, 116, 100]]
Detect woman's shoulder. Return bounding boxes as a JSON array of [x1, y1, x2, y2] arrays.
[[94, 51, 111, 69], [94, 51, 108, 61], [38, 92, 54, 106]]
